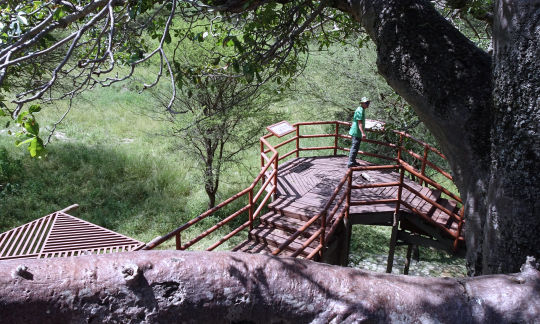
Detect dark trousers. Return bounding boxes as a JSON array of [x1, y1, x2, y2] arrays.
[[348, 136, 361, 165]]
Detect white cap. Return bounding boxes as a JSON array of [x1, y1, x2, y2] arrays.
[[361, 97, 370, 103]]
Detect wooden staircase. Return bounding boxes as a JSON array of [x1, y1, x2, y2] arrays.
[[234, 165, 465, 262], [233, 197, 328, 259], [399, 192, 464, 255]]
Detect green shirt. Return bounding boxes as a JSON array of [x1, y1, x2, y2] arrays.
[[349, 106, 365, 137]]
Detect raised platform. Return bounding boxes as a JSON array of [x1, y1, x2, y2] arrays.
[[276, 156, 454, 228], [235, 155, 462, 260]]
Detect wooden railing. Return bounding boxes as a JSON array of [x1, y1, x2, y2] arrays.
[[143, 121, 463, 257]]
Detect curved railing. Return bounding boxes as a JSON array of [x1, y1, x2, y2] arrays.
[[143, 120, 463, 258]]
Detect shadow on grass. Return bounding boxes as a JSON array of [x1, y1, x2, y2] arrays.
[[0, 143, 195, 242]]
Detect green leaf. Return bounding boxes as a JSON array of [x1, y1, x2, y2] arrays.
[[24, 119, 39, 136], [231, 37, 244, 53], [243, 63, 254, 82], [15, 137, 33, 147], [26, 137, 44, 158], [53, 7, 66, 21], [16, 111, 28, 124], [29, 104, 41, 113], [28, 138, 38, 157], [0, 109, 6, 117], [17, 13, 28, 26]]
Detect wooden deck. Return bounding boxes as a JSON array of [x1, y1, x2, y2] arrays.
[[234, 156, 462, 259]]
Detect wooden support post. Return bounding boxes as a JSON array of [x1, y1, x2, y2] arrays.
[[404, 244, 413, 275], [295, 125, 300, 158], [333, 122, 339, 156], [453, 207, 465, 252], [387, 166, 405, 273], [340, 217, 352, 266], [386, 212, 400, 273], [175, 233, 181, 250]]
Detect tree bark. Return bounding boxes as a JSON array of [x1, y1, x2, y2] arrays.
[[485, 0, 540, 274], [0, 251, 538, 323]]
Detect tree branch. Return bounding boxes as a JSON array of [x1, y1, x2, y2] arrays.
[[0, 251, 538, 323]]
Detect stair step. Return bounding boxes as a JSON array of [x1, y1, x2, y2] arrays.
[[421, 187, 442, 214], [260, 212, 325, 238], [268, 196, 300, 210], [248, 225, 317, 256], [400, 187, 441, 216], [232, 239, 299, 257], [431, 199, 460, 232], [272, 202, 322, 222]]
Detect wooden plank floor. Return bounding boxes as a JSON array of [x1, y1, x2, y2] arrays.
[[276, 156, 444, 227]]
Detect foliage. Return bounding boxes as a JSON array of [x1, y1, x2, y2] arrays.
[[0, 147, 21, 197], [149, 21, 282, 208], [0, 0, 492, 158]]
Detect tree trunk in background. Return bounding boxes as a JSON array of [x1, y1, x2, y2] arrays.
[[485, 0, 540, 274], [330, 0, 539, 274], [205, 140, 218, 209], [1, 251, 539, 323]]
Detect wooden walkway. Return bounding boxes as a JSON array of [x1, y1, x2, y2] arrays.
[[234, 156, 462, 259]]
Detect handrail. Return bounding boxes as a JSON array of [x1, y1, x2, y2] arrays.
[[144, 120, 463, 258]]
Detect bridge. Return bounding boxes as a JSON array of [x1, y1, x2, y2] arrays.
[[143, 121, 465, 273]]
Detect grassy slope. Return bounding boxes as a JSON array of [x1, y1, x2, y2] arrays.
[[0, 83, 257, 248]]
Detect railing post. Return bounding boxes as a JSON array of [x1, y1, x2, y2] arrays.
[[397, 133, 403, 162], [249, 188, 254, 230], [333, 122, 339, 156], [386, 166, 405, 273], [273, 154, 279, 199], [175, 233, 181, 250], [320, 210, 327, 258], [420, 145, 429, 185], [260, 140, 266, 183], [295, 125, 300, 158]]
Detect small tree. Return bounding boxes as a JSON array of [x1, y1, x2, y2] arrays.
[[167, 73, 276, 208]]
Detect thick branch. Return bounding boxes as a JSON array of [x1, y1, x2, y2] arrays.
[[331, 0, 493, 194], [0, 251, 538, 323]]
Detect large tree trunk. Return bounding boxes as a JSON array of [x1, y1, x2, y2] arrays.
[[485, 0, 540, 274], [0, 251, 539, 323], [329, 0, 539, 274]]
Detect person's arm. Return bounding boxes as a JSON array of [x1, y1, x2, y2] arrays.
[[358, 120, 366, 139]]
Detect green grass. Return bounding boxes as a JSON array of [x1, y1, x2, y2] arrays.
[[0, 82, 259, 247]]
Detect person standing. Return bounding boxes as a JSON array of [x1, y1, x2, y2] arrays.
[[348, 97, 370, 167]]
